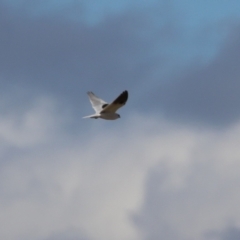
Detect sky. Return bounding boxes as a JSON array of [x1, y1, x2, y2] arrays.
[[1, 0, 240, 239]]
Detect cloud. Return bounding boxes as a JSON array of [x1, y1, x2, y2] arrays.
[[0, 97, 61, 148], [206, 225, 240, 240], [133, 119, 240, 240], [2, 0, 240, 125], [43, 229, 90, 240], [150, 24, 240, 126], [0, 0, 155, 103], [0, 95, 240, 240], [1, 2, 240, 238]]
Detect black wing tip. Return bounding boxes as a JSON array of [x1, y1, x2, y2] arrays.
[[113, 90, 128, 104], [123, 91, 128, 103], [122, 90, 128, 99]]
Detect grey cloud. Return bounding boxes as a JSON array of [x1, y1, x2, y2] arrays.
[[131, 177, 184, 240], [132, 164, 183, 240], [133, 149, 240, 240], [220, 227, 240, 240], [0, 0, 185, 122], [41, 229, 90, 240], [206, 225, 240, 240], [153, 25, 240, 126], [2, 0, 240, 126], [0, 1, 160, 111], [1, 98, 240, 240]]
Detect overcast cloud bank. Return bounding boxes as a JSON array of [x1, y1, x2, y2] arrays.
[[0, 98, 240, 240]]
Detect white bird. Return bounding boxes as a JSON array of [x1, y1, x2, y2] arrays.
[[83, 90, 128, 120]]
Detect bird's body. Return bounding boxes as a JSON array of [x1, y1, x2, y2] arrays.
[[83, 90, 128, 120], [83, 112, 120, 120]]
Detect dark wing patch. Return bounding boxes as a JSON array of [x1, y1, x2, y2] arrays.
[[100, 90, 129, 113], [102, 103, 109, 109], [113, 90, 128, 105]]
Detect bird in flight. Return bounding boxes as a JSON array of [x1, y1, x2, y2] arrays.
[[83, 90, 128, 120]]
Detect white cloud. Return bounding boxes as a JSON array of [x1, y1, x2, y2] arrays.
[[0, 99, 240, 240], [0, 97, 62, 148]]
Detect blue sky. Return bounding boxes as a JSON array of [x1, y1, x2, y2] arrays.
[[1, 1, 240, 240]]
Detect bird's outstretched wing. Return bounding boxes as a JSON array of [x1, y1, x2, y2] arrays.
[[101, 90, 128, 113], [87, 92, 108, 113]]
